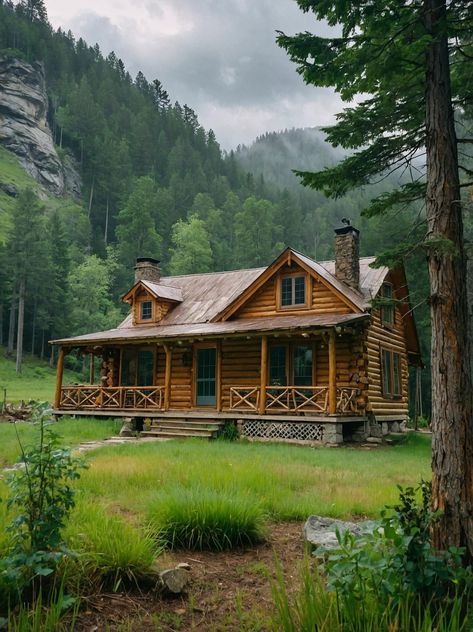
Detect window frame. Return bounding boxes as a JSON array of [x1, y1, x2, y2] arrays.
[[276, 273, 309, 311], [380, 346, 402, 399], [136, 296, 156, 324], [380, 282, 395, 328]]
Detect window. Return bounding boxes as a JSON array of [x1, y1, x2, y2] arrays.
[[381, 283, 394, 327], [381, 348, 401, 397], [280, 275, 306, 307], [140, 300, 153, 321]]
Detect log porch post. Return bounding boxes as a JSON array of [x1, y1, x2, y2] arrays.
[[164, 344, 172, 411], [259, 335, 268, 414], [216, 341, 222, 412], [328, 330, 337, 414], [54, 346, 66, 409], [89, 353, 95, 384]]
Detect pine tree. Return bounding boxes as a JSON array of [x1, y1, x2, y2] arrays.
[[278, 0, 473, 558]]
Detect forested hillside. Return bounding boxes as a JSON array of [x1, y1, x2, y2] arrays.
[[0, 0, 445, 418]]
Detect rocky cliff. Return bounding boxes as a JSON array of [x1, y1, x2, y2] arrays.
[[0, 56, 81, 197]]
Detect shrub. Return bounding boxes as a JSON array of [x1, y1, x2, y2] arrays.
[[217, 422, 240, 442], [147, 488, 266, 551], [0, 409, 86, 602]]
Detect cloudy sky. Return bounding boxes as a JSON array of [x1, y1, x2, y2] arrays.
[[45, 0, 341, 150]]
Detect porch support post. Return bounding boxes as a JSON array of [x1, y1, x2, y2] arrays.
[[164, 344, 172, 411], [328, 330, 337, 414], [216, 341, 222, 412], [54, 346, 65, 409], [259, 335, 268, 414], [89, 353, 94, 385]]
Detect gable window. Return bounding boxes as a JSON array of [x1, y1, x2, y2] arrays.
[[381, 283, 394, 327], [280, 275, 306, 307], [381, 348, 401, 398], [140, 300, 153, 321]]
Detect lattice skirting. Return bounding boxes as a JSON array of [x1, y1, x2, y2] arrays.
[[240, 420, 324, 442]]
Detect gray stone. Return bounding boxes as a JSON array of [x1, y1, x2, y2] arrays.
[[159, 568, 189, 594], [119, 418, 135, 437], [0, 182, 17, 197], [391, 421, 400, 433], [369, 422, 382, 438], [366, 436, 382, 444], [177, 562, 191, 571], [304, 515, 375, 550], [0, 56, 81, 197], [382, 422, 389, 436]]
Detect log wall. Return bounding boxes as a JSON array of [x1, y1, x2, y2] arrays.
[[235, 263, 351, 319], [364, 296, 409, 418]]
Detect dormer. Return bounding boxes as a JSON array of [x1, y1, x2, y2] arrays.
[[122, 258, 183, 325]]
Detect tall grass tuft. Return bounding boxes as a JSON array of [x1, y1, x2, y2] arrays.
[[6, 583, 79, 632], [147, 488, 267, 551], [271, 560, 471, 632], [64, 500, 159, 591]]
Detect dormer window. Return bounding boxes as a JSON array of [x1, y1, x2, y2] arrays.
[[140, 300, 153, 321], [280, 275, 306, 308]]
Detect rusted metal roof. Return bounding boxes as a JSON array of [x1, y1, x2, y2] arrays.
[[51, 248, 389, 346], [52, 313, 369, 346]]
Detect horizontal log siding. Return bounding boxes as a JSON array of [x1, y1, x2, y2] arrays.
[[168, 344, 192, 409], [235, 263, 351, 319], [221, 338, 260, 410], [365, 306, 409, 417]]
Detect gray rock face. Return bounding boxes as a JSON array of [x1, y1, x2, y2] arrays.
[[304, 515, 375, 550], [159, 568, 189, 594], [0, 56, 80, 197]]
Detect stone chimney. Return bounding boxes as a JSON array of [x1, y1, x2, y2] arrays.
[[134, 257, 161, 284], [334, 222, 360, 290]]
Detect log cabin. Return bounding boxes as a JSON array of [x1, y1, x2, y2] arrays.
[[51, 224, 421, 444]]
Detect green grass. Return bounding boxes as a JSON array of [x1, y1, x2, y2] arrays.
[[147, 487, 266, 550], [0, 416, 122, 467], [78, 434, 431, 524], [0, 347, 79, 403]]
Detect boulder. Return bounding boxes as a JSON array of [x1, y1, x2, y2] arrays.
[[119, 418, 135, 437], [0, 182, 17, 197], [304, 515, 375, 550]]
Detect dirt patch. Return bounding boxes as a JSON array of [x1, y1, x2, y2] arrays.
[[74, 522, 306, 631]]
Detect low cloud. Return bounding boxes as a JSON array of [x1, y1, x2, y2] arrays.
[[46, 0, 341, 148]]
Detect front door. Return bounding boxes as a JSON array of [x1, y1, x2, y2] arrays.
[[196, 347, 217, 406]]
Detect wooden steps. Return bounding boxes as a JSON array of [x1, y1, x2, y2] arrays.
[[142, 418, 224, 440]]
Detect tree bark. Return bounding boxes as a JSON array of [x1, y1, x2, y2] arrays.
[[424, 0, 473, 559], [16, 278, 25, 374], [7, 292, 16, 356]]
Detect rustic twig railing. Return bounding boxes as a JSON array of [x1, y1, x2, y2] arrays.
[[60, 386, 164, 410], [229, 385, 360, 414]]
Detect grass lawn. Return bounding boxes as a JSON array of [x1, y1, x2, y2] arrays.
[[0, 416, 122, 468], [0, 347, 80, 403]]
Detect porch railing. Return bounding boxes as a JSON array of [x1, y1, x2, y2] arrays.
[[59, 385, 164, 410], [229, 386, 361, 414]]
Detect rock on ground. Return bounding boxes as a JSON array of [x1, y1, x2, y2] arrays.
[[304, 515, 376, 550]]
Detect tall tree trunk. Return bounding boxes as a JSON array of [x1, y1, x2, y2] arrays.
[[88, 176, 95, 218], [424, 0, 473, 558], [104, 196, 110, 245], [16, 279, 25, 374], [31, 296, 36, 355], [50, 344, 55, 367], [0, 303, 3, 347], [7, 293, 16, 356], [40, 329, 45, 360]]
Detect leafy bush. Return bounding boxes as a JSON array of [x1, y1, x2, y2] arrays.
[[272, 482, 472, 631], [217, 422, 240, 442], [147, 488, 266, 551], [0, 409, 86, 601]]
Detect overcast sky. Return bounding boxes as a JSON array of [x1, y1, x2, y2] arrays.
[[45, 0, 341, 150]]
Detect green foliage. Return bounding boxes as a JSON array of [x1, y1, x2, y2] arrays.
[[147, 487, 266, 551], [169, 214, 213, 274], [0, 408, 87, 596], [320, 482, 471, 624], [217, 422, 240, 442]]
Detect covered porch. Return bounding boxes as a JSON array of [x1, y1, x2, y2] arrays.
[[54, 324, 368, 418]]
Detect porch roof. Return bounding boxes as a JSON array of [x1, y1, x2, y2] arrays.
[[52, 312, 369, 346]]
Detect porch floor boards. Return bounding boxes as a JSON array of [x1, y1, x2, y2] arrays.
[[53, 408, 366, 424]]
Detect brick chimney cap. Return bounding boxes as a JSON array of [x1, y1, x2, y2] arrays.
[[136, 257, 160, 265]]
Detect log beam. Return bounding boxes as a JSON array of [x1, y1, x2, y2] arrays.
[[329, 330, 337, 414], [164, 345, 172, 411], [259, 335, 268, 414], [54, 347, 66, 409]]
